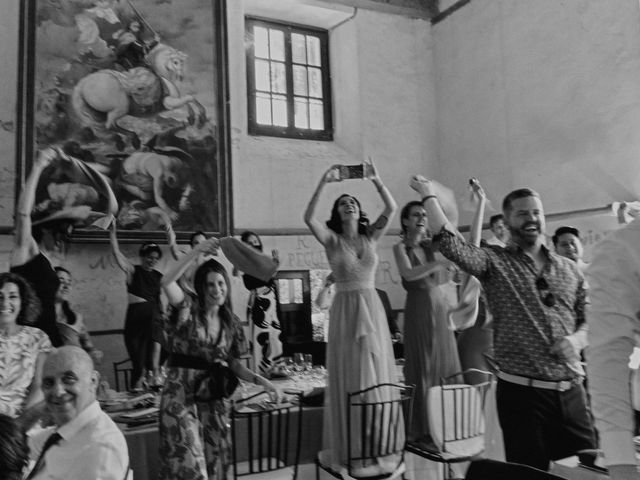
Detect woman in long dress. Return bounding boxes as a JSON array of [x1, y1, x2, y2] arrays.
[[304, 161, 399, 470], [159, 238, 281, 479], [393, 200, 461, 445]]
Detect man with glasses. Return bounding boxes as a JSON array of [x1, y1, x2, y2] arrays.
[[411, 178, 596, 471]]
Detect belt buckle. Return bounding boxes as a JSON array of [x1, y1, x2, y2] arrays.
[[557, 380, 571, 392]]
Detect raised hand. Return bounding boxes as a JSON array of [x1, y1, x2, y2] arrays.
[[34, 147, 58, 169], [199, 237, 220, 256], [365, 156, 380, 182], [409, 175, 434, 197], [323, 165, 341, 183], [469, 178, 486, 201]]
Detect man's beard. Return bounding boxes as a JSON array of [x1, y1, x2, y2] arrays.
[[509, 222, 541, 247]]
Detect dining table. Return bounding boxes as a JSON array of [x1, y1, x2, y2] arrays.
[[104, 374, 327, 480]]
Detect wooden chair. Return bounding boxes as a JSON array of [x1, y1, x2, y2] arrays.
[[113, 358, 133, 392], [405, 369, 494, 480], [231, 391, 304, 479], [315, 383, 414, 480]]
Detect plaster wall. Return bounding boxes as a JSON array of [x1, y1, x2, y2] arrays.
[[0, 1, 436, 385], [432, 0, 640, 226]]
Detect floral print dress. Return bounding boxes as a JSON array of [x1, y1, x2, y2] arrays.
[[159, 297, 248, 480], [0, 326, 52, 417]]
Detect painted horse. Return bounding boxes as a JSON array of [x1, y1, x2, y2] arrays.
[[71, 43, 206, 149]]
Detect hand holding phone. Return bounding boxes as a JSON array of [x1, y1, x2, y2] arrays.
[[339, 164, 364, 180]]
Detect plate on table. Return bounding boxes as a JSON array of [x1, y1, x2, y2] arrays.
[[102, 393, 156, 413], [113, 407, 159, 427]]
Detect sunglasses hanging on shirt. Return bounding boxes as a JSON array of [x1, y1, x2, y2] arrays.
[[535, 276, 556, 307]]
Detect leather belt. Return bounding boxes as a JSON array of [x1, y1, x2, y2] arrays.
[[497, 371, 577, 392]]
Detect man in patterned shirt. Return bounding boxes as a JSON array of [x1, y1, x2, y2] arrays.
[[411, 177, 596, 471]]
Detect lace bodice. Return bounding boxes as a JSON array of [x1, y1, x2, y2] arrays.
[[326, 234, 378, 291]]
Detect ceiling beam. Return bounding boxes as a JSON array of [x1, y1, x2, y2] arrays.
[[310, 0, 433, 19]]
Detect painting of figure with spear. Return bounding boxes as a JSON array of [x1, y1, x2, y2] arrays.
[[21, 0, 229, 236]]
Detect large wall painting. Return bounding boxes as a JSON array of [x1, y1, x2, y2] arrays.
[[17, 0, 231, 241]]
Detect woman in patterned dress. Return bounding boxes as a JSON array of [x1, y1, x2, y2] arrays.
[[158, 238, 281, 480], [304, 161, 401, 472], [0, 272, 52, 421], [238, 231, 283, 376]]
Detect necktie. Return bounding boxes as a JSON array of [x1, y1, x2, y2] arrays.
[[26, 431, 62, 479]]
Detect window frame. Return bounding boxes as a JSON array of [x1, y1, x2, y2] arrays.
[[245, 17, 333, 141]]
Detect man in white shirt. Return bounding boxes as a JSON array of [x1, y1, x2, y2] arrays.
[[484, 213, 510, 247], [27, 346, 129, 480], [587, 217, 640, 480]]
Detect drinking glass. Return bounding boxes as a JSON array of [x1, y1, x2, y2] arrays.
[[293, 353, 305, 378], [304, 354, 313, 373], [282, 357, 294, 376]]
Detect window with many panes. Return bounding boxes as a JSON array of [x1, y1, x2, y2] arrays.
[[245, 18, 332, 140]]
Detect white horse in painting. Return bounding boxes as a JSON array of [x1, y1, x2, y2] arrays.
[[72, 43, 206, 149]]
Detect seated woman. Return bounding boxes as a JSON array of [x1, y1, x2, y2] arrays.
[[0, 273, 52, 421], [54, 266, 103, 365]]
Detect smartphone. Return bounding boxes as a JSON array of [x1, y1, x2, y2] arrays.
[[339, 164, 372, 180]]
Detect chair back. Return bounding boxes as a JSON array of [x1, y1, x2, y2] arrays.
[[346, 383, 414, 478], [231, 391, 303, 479], [427, 369, 494, 458], [113, 359, 133, 392]]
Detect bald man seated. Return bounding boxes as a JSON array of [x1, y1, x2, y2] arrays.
[[26, 346, 129, 480]]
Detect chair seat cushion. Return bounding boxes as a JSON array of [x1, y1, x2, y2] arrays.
[[427, 384, 485, 456], [316, 450, 406, 480]]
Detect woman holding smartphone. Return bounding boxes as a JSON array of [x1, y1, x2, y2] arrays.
[[304, 160, 401, 472]]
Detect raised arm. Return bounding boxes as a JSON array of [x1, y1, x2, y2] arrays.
[[11, 149, 57, 267], [367, 158, 397, 241], [164, 222, 181, 261], [162, 237, 219, 306], [410, 176, 452, 233], [468, 178, 487, 247], [304, 165, 340, 246], [393, 242, 447, 282], [410, 175, 491, 278], [109, 223, 135, 282]]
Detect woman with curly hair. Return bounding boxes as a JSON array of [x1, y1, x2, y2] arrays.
[[0, 272, 52, 420], [304, 161, 401, 472], [158, 238, 281, 479]]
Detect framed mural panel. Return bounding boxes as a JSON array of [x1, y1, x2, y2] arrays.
[[16, 0, 231, 242]]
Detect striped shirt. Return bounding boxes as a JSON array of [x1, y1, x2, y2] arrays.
[[436, 227, 587, 381]]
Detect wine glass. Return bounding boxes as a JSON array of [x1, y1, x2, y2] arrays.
[[282, 357, 294, 377], [293, 353, 305, 378], [304, 354, 313, 374]]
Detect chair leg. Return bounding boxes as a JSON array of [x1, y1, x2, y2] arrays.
[[315, 463, 319, 480]]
